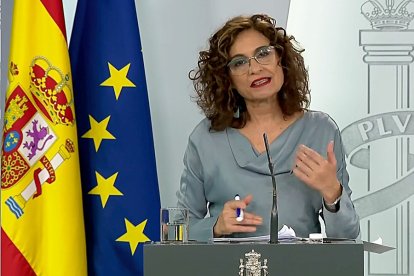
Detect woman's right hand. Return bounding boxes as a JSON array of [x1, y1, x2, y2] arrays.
[[213, 194, 263, 237]]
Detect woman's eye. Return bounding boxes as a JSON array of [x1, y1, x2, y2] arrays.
[[257, 50, 270, 58], [232, 59, 247, 68]]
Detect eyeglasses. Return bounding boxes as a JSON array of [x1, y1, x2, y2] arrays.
[[227, 46, 276, 76]]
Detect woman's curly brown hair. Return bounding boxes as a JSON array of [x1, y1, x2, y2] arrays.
[[189, 14, 310, 131]]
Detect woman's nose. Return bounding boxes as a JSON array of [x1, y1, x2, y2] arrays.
[[248, 58, 263, 74]]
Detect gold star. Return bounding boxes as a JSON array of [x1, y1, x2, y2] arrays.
[[116, 218, 150, 255], [88, 171, 123, 208], [81, 115, 115, 151], [100, 62, 135, 100]]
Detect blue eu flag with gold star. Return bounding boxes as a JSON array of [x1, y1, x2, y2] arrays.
[[69, 0, 161, 274]]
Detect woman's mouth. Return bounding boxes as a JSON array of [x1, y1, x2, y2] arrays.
[[250, 77, 271, 88]]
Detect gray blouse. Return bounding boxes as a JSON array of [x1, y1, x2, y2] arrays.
[[177, 110, 360, 241]]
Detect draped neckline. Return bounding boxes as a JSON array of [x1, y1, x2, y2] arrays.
[[226, 111, 309, 175]]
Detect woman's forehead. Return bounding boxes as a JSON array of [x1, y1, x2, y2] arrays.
[[229, 29, 270, 57]]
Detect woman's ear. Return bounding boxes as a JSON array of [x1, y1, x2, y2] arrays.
[[277, 59, 282, 67]]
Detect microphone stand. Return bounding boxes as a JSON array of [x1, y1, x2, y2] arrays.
[[263, 133, 278, 244]]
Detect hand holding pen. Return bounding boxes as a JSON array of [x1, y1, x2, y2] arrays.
[[213, 194, 263, 237], [234, 194, 244, 221]]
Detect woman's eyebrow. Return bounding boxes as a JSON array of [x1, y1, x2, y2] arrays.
[[229, 45, 270, 59], [254, 45, 271, 51]]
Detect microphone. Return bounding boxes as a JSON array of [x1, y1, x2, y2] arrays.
[[263, 133, 278, 244]]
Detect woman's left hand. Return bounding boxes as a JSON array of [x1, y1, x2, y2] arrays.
[[292, 141, 341, 203]]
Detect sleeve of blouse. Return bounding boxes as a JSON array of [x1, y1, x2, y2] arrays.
[[176, 137, 217, 242], [322, 128, 361, 239]]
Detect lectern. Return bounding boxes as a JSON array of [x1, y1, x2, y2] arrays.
[[144, 240, 364, 275]]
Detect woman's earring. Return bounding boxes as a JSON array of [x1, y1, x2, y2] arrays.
[[233, 106, 240, 118], [283, 90, 288, 100]]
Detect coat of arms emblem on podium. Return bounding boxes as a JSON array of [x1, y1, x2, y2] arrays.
[[238, 250, 268, 276]]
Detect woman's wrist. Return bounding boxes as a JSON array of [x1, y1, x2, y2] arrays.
[[322, 180, 342, 204], [213, 220, 223, 237]]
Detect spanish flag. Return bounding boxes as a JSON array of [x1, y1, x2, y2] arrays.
[[1, 1, 87, 275]]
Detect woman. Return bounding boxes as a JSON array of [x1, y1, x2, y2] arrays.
[[176, 14, 360, 241]]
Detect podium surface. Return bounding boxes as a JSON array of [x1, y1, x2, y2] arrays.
[[144, 240, 363, 275]]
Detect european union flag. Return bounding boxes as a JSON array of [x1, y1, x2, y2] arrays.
[[69, 0, 161, 274]]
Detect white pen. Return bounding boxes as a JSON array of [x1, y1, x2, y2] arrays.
[[234, 194, 244, 222]]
